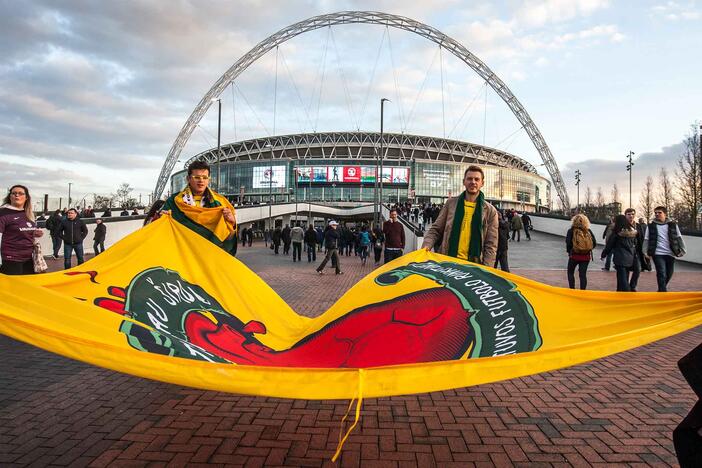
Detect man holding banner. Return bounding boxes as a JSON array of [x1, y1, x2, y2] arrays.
[[161, 161, 237, 252], [422, 165, 499, 266]]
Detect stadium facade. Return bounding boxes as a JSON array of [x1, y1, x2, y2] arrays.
[[171, 131, 551, 212]]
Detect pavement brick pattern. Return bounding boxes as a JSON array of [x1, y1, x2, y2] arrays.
[[1, 233, 700, 467]]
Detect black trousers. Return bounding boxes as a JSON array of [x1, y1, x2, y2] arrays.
[[615, 261, 640, 291], [384, 248, 403, 264], [0, 259, 34, 275], [511, 229, 520, 241], [567, 259, 589, 290], [374, 247, 382, 263], [494, 251, 510, 272], [93, 241, 105, 255]]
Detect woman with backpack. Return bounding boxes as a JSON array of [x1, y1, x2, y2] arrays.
[[565, 214, 597, 290], [600, 214, 643, 292]]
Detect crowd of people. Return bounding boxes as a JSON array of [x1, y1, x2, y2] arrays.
[[0, 162, 689, 293]]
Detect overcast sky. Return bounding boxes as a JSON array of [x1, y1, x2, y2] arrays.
[[1, 0, 700, 209]]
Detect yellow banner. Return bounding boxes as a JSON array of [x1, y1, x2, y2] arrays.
[[1, 216, 700, 400]]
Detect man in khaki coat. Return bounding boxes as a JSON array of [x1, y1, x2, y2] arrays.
[[422, 165, 499, 266]]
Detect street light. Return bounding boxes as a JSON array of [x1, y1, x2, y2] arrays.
[[211, 98, 222, 192], [378, 98, 390, 225], [626, 151, 635, 209], [574, 170, 581, 212]]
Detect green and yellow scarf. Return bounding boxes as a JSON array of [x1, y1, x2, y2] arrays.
[[164, 186, 237, 251], [448, 191, 484, 262]]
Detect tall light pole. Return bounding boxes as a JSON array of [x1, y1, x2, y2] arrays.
[[574, 170, 581, 212], [68, 182, 73, 208], [212, 98, 222, 192], [379, 98, 390, 224], [626, 151, 635, 209]]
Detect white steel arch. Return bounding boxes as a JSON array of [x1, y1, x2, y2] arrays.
[[154, 11, 570, 209]]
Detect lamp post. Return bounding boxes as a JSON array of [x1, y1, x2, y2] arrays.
[[379, 98, 390, 224], [267, 143, 273, 230], [574, 170, 581, 213], [294, 167, 299, 221], [626, 151, 635, 209], [212, 98, 222, 192], [68, 182, 73, 208]]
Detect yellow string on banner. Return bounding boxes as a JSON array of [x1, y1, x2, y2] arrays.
[[0, 215, 701, 402], [332, 369, 365, 462]]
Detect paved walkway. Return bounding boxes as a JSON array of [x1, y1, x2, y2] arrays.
[[1, 233, 700, 466]]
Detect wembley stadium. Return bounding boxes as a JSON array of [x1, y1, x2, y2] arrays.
[[171, 131, 551, 212]]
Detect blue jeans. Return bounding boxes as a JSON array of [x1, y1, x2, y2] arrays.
[[51, 234, 62, 257], [615, 261, 640, 292], [64, 243, 84, 270], [653, 255, 675, 292], [306, 242, 316, 262]]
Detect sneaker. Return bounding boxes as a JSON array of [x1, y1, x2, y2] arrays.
[[317, 270, 323, 275], [336, 271, 344, 275], [601, 268, 609, 271]]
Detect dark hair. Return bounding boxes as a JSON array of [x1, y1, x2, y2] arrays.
[[624, 208, 636, 215], [67, 208, 78, 215], [144, 200, 166, 226], [612, 214, 629, 234], [389, 208, 398, 214], [464, 165, 484, 180], [187, 160, 210, 176], [654, 206, 667, 214]]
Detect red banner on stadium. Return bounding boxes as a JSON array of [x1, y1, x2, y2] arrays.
[[343, 166, 361, 182]]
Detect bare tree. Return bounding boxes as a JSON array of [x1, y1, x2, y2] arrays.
[[611, 183, 620, 204], [674, 125, 701, 229], [657, 167, 675, 210], [583, 186, 593, 217], [638, 176, 654, 221], [595, 187, 605, 219]]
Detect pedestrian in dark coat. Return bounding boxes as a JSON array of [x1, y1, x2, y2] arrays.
[[271, 227, 282, 255], [281, 225, 291, 255], [93, 218, 106, 255], [58, 208, 88, 269], [494, 212, 510, 272], [601, 214, 643, 292]]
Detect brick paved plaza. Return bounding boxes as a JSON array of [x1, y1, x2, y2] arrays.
[[1, 231, 701, 467]]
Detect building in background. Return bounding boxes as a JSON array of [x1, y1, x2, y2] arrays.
[[171, 132, 551, 212]]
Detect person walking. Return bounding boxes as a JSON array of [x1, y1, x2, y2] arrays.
[[521, 212, 532, 240], [510, 212, 523, 242], [382, 208, 405, 264], [565, 214, 596, 290], [358, 225, 371, 266], [264, 228, 270, 247], [645, 206, 686, 292], [304, 224, 317, 262], [494, 211, 510, 272], [271, 226, 282, 255], [372, 226, 384, 266], [600, 213, 642, 292], [45, 209, 63, 259], [316, 221, 342, 275], [315, 226, 324, 252], [0, 185, 44, 275], [290, 223, 304, 262], [58, 208, 88, 270], [93, 218, 106, 255], [282, 224, 292, 255], [601, 216, 615, 271]]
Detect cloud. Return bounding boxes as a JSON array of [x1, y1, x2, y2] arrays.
[[650, 1, 701, 21], [560, 141, 686, 209], [513, 0, 611, 28]]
